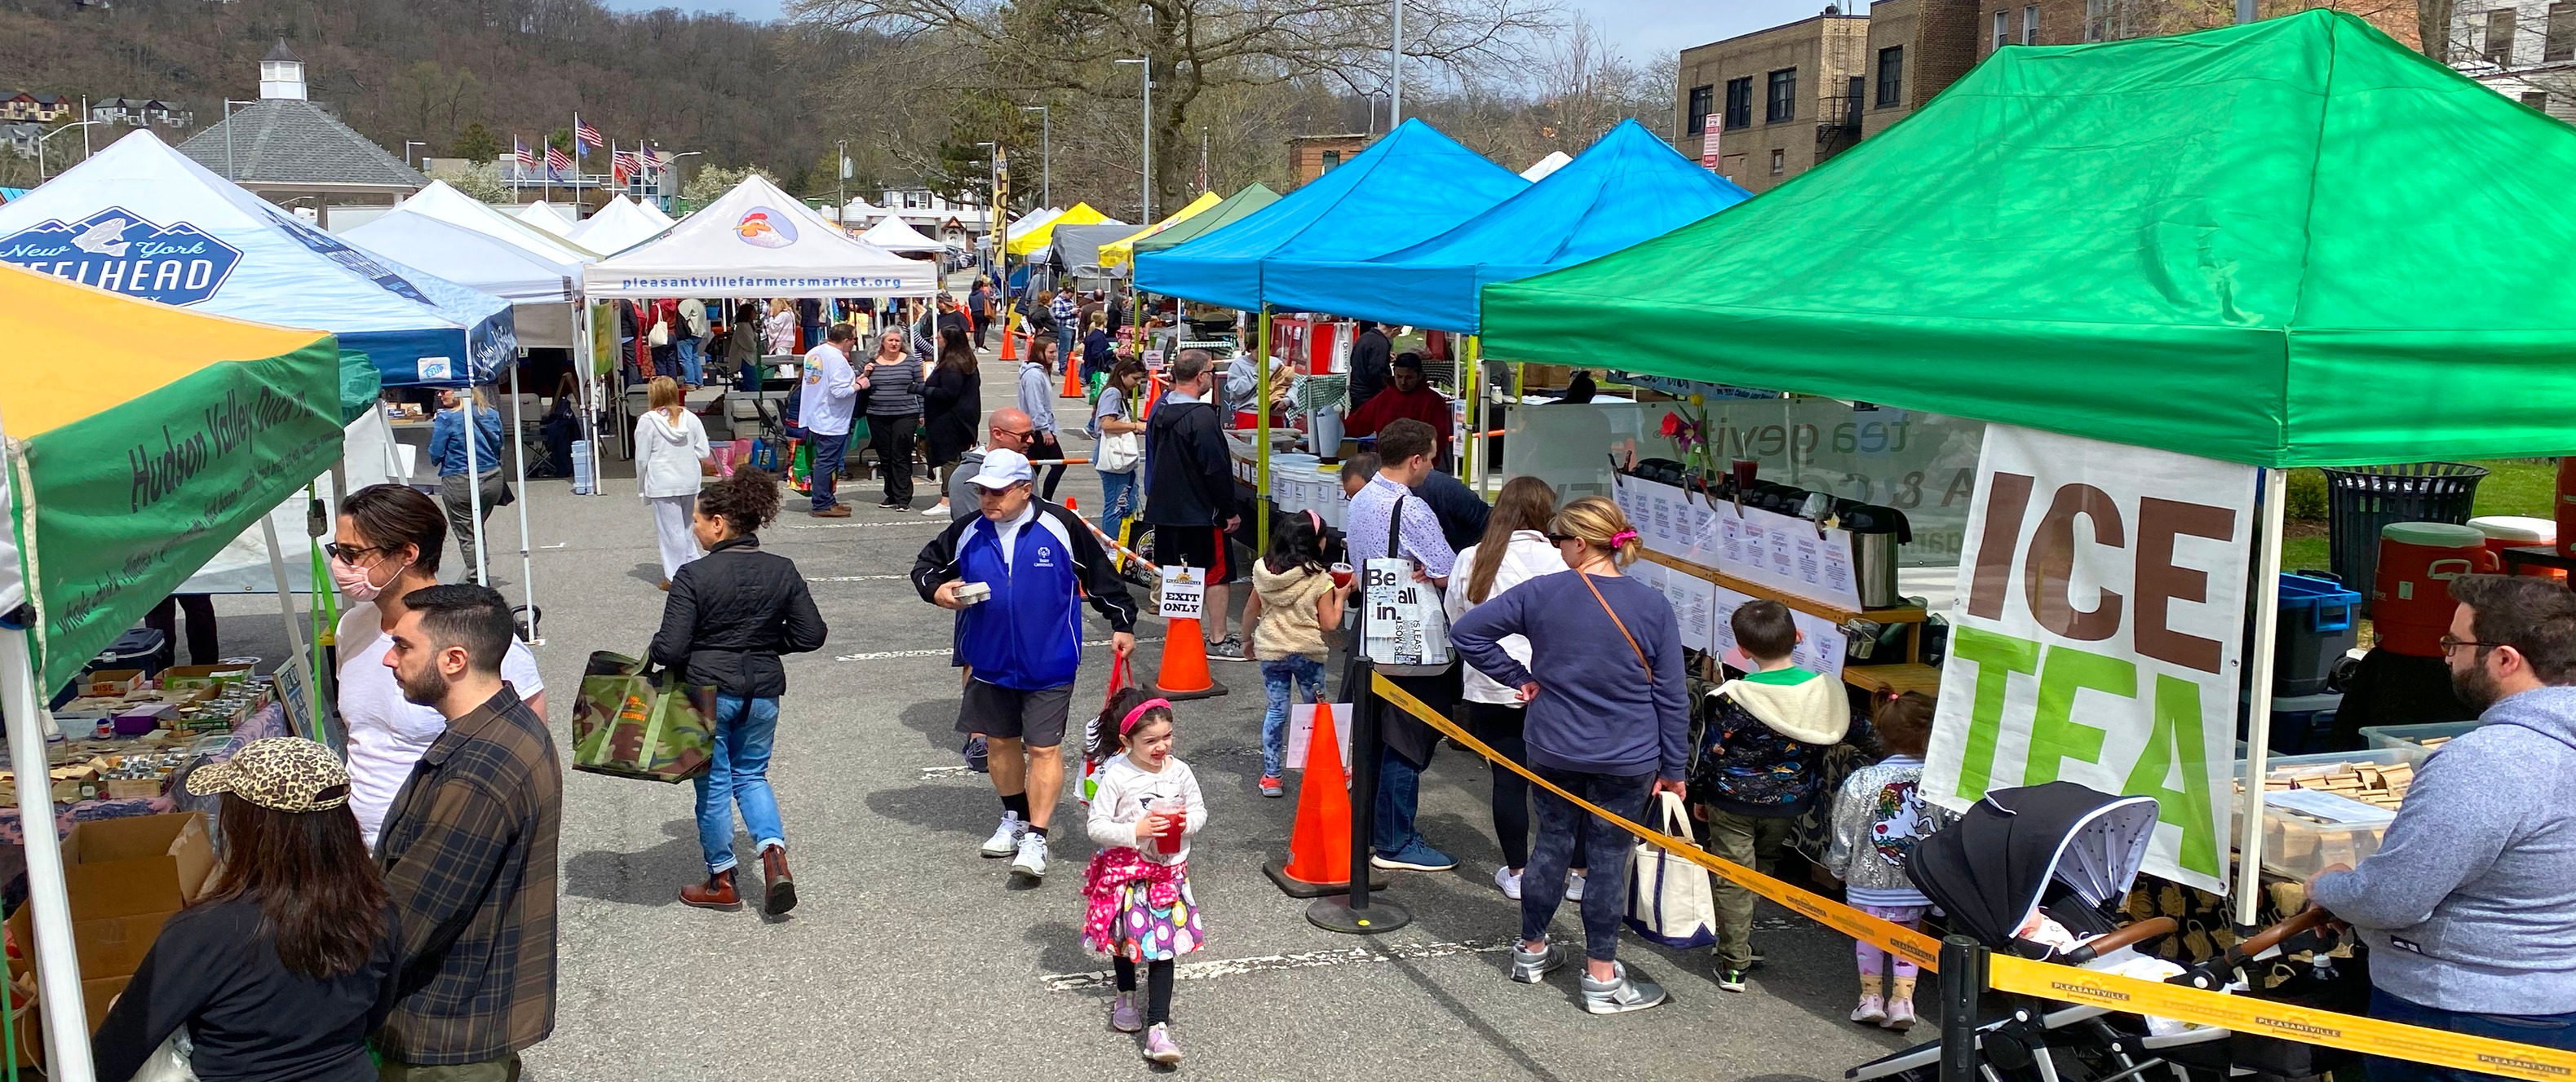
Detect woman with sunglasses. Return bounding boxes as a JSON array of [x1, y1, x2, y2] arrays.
[[1449, 495, 1688, 1016], [329, 484, 546, 850]]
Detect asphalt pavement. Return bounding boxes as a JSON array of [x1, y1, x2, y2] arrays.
[[206, 342, 1933, 1080]]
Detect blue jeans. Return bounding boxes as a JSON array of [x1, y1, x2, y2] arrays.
[[1524, 766, 1652, 962], [675, 338, 703, 386], [1259, 656, 1326, 778], [1057, 325, 1077, 366], [693, 693, 785, 875], [808, 429, 850, 510], [1098, 470, 1139, 550], [1373, 745, 1424, 856], [2368, 987, 2576, 1082]]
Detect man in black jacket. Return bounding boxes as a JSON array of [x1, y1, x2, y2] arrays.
[[1140, 348, 1246, 658], [1348, 320, 1392, 411]]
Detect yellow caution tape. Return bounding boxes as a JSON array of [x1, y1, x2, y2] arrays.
[[1374, 671, 2576, 1080]]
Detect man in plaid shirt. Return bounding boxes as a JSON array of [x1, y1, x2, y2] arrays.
[[1049, 287, 1078, 371], [376, 584, 561, 1079]]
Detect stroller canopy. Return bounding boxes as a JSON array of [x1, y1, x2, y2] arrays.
[[1908, 782, 2161, 948]]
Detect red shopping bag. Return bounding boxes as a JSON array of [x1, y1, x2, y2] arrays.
[[1078, 651, 1132, 804]]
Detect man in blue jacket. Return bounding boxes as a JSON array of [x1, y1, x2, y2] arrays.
[[429, 388, 506, 584], [913, 449, 1139, 882], [2310, 574, 2576, 1081]]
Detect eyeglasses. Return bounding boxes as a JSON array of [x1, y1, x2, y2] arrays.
[[1545, 532, 1580, 545], [2439, 634, 2511, 656], [322, 542, 384, 563], [994, 428, 1036, 440]]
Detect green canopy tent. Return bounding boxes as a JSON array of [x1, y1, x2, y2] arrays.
[[1483, 10, 2576, 470], [1483, 10, 2576, 924]]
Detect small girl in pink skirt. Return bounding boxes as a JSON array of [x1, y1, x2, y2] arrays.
[[1082, 688, 1208, 1066]]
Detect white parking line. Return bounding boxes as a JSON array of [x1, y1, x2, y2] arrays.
[[834, 636, 1157, 662], [806, 574, 911, 582], [1042, 938, 1519, 992], [775, 519, 949, 531]]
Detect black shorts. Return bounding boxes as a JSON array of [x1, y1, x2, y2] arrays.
[[1154, 524, 1238, 583], [957, 679, 1074, 748]]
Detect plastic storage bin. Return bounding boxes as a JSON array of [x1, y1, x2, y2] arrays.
[[2234, 747, 2418, 881], [2273, 573, 2358, 696], [2358, 721, 2479, 762]]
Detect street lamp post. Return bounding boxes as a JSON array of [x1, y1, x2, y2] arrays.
[[1020, 104, 1051, 209], [1115, 58, 1151, 224], [1390, 0, 1403, 126], [835, 139, 849, 225], [222, 99, 258, 180], [35, 121, 100, 180]]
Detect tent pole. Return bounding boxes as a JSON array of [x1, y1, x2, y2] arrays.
[[0, 625, 95, 1081], [1255, 305, 1273, 556], [1463, 334, 1480, 493], [2236, 466, 2287, 928], [259, 515, 316, 739], [463, 391, 489, 585], [510, 376, 538, 637]]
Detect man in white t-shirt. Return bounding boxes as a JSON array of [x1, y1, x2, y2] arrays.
[[799, 323, 861, 519], [329, 484, 547, 848]]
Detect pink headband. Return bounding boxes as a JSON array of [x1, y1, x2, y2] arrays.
[[1305, 509, 1322, 536], [1120, 698, 1173, 735], [1611, 529, 1640, 547]]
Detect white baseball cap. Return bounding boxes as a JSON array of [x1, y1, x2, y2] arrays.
[[971, 448, 1035, 489]]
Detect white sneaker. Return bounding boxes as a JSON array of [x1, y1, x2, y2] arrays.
[[923, 503, 949, 516], [1565, 872, 1587, 902], [1494, 866, 1522, 900], [980, 814, 1026, 858], [1011, 832, 1050, 879]]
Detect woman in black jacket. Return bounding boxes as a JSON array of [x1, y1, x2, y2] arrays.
[[921, 328, 982, 501], [651, 467, 829, 913]]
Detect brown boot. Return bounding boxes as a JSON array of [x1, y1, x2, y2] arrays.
[[761, 846, 797, 914], [679, 868, 741, 910]]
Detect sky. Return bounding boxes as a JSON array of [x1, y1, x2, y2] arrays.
[[596, 0, 1828, 66]]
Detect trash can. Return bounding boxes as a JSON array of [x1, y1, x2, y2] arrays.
[[2321, 462, 2486, 612]]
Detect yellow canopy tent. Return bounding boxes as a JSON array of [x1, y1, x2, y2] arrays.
[[1100, 191, 1223, 273], [1005, 201, 1112, 256]]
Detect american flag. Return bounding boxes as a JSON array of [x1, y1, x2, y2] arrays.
[[639, 144, 664, 170], [513, 136, 534, 171], [574, 117, 603, 152], [545, 144, 573, 175], [612, 149, 640, 186]]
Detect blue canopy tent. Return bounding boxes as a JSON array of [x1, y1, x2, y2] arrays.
[[1289, 120, 1751, 333], [0, 130, 516, 391], [1134, 118, 1528, 311]]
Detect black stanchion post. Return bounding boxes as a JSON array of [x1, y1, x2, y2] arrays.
[[1938, 934, 1986, 1082], [1308, 657, 1412, 934]]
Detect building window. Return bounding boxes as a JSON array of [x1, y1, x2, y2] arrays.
[[1724, 77, 1755, 130], [2024, 4, 2040, 43], [1994, 10, 2010, 49], [2487, 7, 2519, 64], [2523, 91, 2552, 110], [2547, 2, 2576, 62], [1687, 83, 1715, 135], [1321, 150, 1342, 170], [1769, 148, 1786, 175], [2086, 0, 2106, 40], [1876, 46, 1904, 107], [1765, 67, 1798, 122]]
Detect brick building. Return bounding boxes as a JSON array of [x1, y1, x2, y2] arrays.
[[1969, 0, 2417, 58], [1672, 8, 1874, 192], [1286, 133, 1374, 188], [1861, 0, 1985, 138]]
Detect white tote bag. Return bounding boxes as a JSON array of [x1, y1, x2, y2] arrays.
[[1623, 790, 1719, 950]]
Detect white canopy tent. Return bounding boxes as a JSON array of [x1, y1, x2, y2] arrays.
[[859, 214, 953, 255], [840, 197, 886, 227], [584, 173, 940, 299], [1520, 151, 1573, 180], [517, 200, 579, 236], [566, 195, 669, 255], [403, 182, 599, 263], [636, 197, 678, 228]]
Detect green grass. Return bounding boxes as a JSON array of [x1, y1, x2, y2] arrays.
[[2277, 458, 2556, 571]]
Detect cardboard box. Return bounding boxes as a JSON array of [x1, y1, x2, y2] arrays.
[[157, 664, 251, 694], [81, 669, 144, 697], [7, 811, 215, 1030]]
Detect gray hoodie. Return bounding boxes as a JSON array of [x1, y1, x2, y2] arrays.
[[2308, 684, 2576, 1015]]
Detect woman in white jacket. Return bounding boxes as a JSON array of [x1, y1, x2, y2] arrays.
[[635, 376, 711, 588], [1443, 476, 1569, 900]]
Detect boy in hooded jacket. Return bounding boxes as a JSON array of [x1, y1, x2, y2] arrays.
[[1695, 599, 1869, 992]]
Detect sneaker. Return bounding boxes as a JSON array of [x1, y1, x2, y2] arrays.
[[1565, 872, 1587, 902], [980, 814, 1026, 858], [1209, 635, 1250, 662], [1141, 1022, 1182, 1065], [878, 500, 906, 510], [1259, 775, 1285, 797], [1509, 941, 1563, 983], [923, 503, 950, 516], [1011, 832, 1050, 879], [1110, 991, 1144, 1033], [1852, 994, 1888, 1024], [1580, 962, 1669, 1015], [1370, 841, 1456, 872], [1494, 865, 1522, 900], [1883, 997, 1918, 1031], [1717, 966, 1750, 993]]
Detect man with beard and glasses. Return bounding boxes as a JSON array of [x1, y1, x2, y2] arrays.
[[2308, 574, 2576, 1082], [374, 584, 562, 1080]]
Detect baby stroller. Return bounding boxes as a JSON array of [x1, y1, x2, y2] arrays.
[[1849, 782, 2349, 1082]]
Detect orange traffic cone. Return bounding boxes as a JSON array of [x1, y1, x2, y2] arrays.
[[1138, 373, 1166, 420], [1151, 616, 1227, 700], [1060, 352, 1086, 398], [1264, 703, 1379, 898], [999, 324, 1018, 361]]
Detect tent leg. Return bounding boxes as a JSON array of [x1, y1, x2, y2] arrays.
[[1463, 335, 1480, 492], [1255, 305, 1273, 556], [2236, 466, 2287, 928], [575, 301, 603, 496], [463, 394, 489, 585], [0, 626, 95, 1081], [510, 383, 538, 639], [259, 515, 316, 739]]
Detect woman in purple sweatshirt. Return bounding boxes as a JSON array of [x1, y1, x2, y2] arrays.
[[1449, 495, 1689, 1017]]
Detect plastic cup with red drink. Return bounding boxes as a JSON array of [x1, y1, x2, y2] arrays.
[[1151, 797, 1188, 855], [1330, 563, 1354, 589]]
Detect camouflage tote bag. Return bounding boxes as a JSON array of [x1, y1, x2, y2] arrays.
[[569, 651, 717, 783]]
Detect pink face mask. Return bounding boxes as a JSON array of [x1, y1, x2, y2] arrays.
[[330, 552, 409, 603]]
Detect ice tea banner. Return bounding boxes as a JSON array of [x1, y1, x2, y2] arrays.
[[1924, 426, 2258, 894]]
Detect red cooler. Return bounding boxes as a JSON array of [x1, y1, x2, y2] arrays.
[[2373, 522, 2498, 656], [2471, 515, 2562, 582]]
